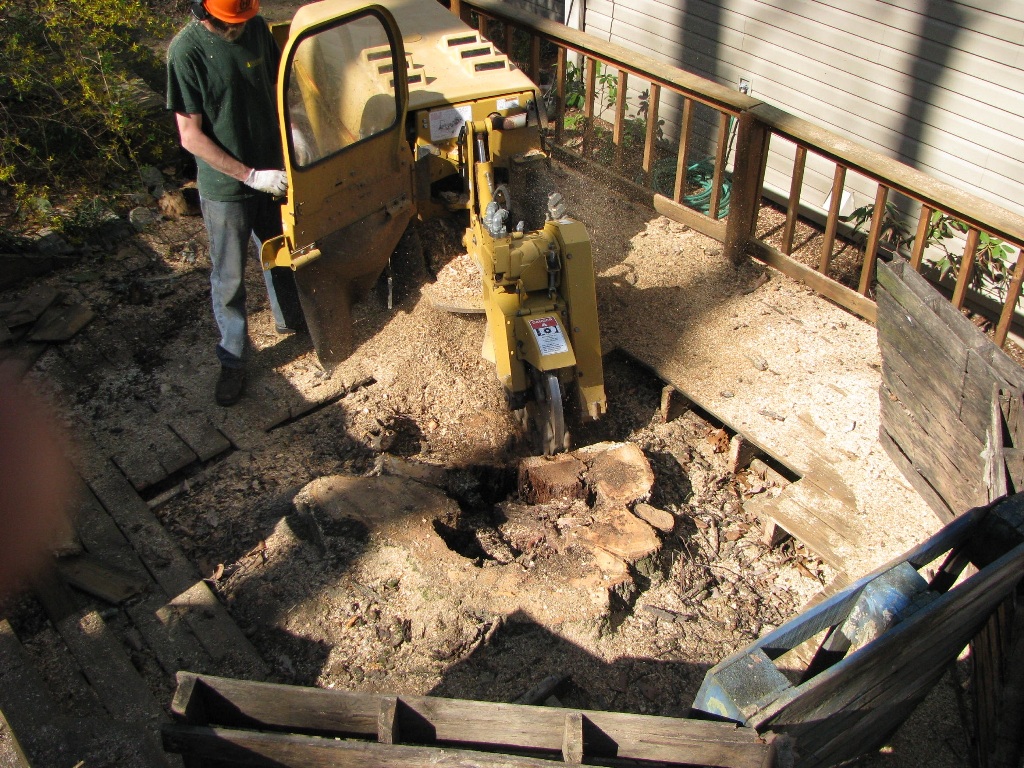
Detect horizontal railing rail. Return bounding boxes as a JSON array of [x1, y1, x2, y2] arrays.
[[449, 0, 1024, 348]]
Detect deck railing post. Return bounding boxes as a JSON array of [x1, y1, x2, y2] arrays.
[[724, 110, 769, 268]]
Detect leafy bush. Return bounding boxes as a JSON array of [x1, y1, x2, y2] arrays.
[[0, 0, 175, 196]]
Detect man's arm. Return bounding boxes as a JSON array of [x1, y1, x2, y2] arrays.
[[175, 112, 252, 181]]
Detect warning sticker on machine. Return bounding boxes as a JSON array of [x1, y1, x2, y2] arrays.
[[429, 105, 473, 141], [529, 316, 569, 356]]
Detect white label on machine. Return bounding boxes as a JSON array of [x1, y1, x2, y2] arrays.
[[496, 97, 520, 111], [429, 105, 473, 141], [529, 316, 569, 356]]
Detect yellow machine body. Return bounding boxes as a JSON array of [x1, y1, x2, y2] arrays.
[[264, 0, 606, 444]]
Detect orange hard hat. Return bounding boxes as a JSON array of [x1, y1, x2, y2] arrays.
[[203, 0, 260, 23]]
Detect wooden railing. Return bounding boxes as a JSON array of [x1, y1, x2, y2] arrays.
[[449, 0, 1024, 347]]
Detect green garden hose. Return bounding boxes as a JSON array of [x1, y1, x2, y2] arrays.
[[650, 157, 732, 218]]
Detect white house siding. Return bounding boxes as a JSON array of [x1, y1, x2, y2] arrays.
[[581, 0, 1024, 223]]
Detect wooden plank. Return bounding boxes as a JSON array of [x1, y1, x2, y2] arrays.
[[26, 303, 94, 342], [87, 461, 268, 676], [164, 726, 591, 768], [879, 429, 955, 523], [877, 335, 987, 471], [879, 390, 984, 516], [173, 673, 768, 768], [113, 421, 200, 492], [168, 419, 231, 463], [0, 620, 64, 744], [2, 285, 59, 328], [56, 552, 148, 604], [57, 609, 164, 722], [112, 448, 169, 494], [747, 240, 877, 323], [758, 480, 857, 570]]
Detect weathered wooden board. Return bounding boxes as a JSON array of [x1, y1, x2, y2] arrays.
[[876, 259, 1024, 522], [756, 479, 858, 570], [87, 459, 268, 677], [879, 390, 982, 519], [2, 285, 59, 328], [58, 609, 165, 723], [0, 620, 64, 744], [168, 418, 232, 463], [26, 303, 94, 342], [56, 552, 148, 604], [167, 672, 774, 768], [112, 421, 199, 492]]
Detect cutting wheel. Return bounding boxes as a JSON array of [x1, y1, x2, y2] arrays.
[[530, 369, 568, 455]]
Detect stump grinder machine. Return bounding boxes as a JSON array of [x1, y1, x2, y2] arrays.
[[262, 0, 606, 453]]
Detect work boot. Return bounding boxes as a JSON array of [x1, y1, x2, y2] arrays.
[[215, 365, 245, 406]]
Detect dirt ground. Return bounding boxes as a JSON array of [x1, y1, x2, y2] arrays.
[[0, 2, 979, 766]]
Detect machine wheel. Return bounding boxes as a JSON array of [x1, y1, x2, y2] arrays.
[[528, 369, 569, 455]]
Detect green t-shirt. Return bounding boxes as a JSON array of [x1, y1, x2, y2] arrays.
[[166, 17, 282, 201]]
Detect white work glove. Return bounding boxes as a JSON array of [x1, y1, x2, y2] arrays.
[[244, 169, 288, 196]]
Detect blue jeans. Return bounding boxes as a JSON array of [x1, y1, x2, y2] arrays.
[[200, 195, 303, 367]]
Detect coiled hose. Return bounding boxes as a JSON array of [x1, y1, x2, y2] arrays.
[[650, 157, 732, 218]]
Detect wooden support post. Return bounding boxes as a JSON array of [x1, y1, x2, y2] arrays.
[[858, 184, 889, 296], [951, 226, 981, 309], [995, 246, 1024, 348], [554, 47, 567, 145], [672, 98, 694, 204], [708, 112, 730, 221], [910, 204, 933, 270], [723, 111, 769, 267], [819, 165, 846, 274], [781, 146, 806, 255], [505, 24, 514, 60], [641, 82, 661, 181], [378, 696, 400, 745], [562, 712, 584, 764]]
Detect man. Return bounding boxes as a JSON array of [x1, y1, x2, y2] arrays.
[[166, 0, 304, 406]]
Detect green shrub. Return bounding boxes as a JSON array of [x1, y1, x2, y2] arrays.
[[0, 0, 174, 197]]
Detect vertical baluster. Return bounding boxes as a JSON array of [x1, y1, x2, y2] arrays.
[[858, 184, 889, 296], [554, 47, 567, 145], [708, 112, 730, 221], [672, 98, 693, 204], [612, 70, 629, 148], [781, 146, 806, 255], [820, 165, 847, 273], [951, 227, 981, 309], [910, 204, 933, 270], [642, 83, 661, 184], [995, 245, 1024, 348], [584, 56, 597, 121]]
